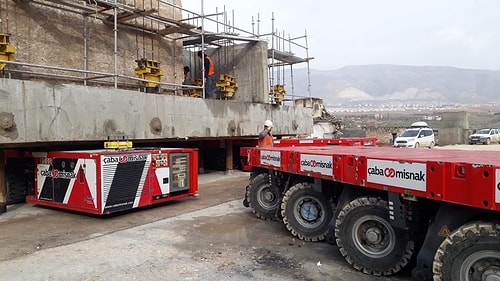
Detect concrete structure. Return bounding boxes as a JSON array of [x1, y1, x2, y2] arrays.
[[438, 111, 469, 145], [185, 42, 269, 103], [0, 78, 312, 144]]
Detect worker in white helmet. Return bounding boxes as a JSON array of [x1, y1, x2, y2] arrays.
[[243, 119, 274, 208], [258, 120, 274, 147]]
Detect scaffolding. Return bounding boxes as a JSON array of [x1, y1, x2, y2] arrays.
[[181, 4, 313, 104], [0, 0, 312, 103]]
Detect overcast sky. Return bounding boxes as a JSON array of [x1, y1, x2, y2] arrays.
[[182, 0, 500, 71]]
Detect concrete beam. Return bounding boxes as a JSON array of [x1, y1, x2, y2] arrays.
[[0, 78, 313, 146]]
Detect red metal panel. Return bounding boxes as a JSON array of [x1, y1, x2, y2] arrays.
[[439, 163, 497, 210], [339, 154, 359, 184], [189, 149, 199, 196]]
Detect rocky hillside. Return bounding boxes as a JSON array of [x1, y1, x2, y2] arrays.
[[289, 65, 500, 105]]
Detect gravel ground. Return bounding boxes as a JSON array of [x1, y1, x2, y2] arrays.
[[0, 171, 412, 281]]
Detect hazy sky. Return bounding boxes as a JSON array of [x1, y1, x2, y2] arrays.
[[183, 0, 500, 71]]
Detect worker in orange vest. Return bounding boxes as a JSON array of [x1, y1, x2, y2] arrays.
[[258, 120, 274, 147], [197, 50, 216, 99]]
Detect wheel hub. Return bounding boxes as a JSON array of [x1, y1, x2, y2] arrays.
[[263, 190, 275, 202], [299, 200, 319, 222], [461, 250, 500, 281], [352, 215, 396, 258], [483, 267, 500, 281], [365, 227, 383, 244], [257, 185, 279, 211]]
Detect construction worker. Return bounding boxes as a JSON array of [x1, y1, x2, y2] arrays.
[[258, 120, 274, 147], [197, 50, 216, 99]]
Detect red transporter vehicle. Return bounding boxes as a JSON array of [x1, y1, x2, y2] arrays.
[[243, 145, 500, 281], [26, 147, 198, 215]]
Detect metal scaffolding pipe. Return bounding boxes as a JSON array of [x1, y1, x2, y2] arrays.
[[113, 1, 118, 88]]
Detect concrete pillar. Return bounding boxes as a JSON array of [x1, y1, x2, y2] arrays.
[[198, 144, 205, 174], [0, 149, 6, 214], [225, 139, 233, 175]]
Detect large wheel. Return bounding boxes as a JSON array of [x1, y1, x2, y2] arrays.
[[6, 173, 27, 204], [414, 142, 420, 148], [334, 197, 414, 276], [246, 173, 281, 220], [280, 182, 333, 242], [433, 222, 500, 281], [485, 138, 491, 145]]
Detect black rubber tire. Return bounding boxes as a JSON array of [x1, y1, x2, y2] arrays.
[[414, 142, 420, 148], [486, 138, 491, 145], [280, 182, 333, 242], [246, 173, 280, 220], [334, 197, 414, 276], [433, 222, 500, 281], [6, 172, 27, 204]]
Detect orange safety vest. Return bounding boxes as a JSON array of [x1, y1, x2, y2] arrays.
[[258, 133, 273, 147], [206, 55, 215, 76]]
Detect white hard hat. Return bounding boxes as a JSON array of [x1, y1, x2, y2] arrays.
[[264, 120, 273, 127]]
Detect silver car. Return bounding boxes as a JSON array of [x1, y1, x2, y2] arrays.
[[468, 128, 500, 145]]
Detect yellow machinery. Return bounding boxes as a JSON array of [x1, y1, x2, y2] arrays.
[[216, 74, 238, 99], [187, 79, 203, 98], [0, 33, 16, 70], [104, 140, 133, 149], [134, 58, 165, 91], [269, 84, 287, 104]]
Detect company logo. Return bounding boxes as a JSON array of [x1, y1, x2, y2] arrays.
[[367, 166, 425, 181], [40, 169, 76, 179], [300, 154, 333, 176], [367, 159, 427, 192], [300, 159, 333, 169], [260, 151, 281, 167], [103, 154, 148, 164], [260, 154, 280, 162]]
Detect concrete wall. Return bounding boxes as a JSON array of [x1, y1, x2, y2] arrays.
[[438, 111, 469, 145], [295, 98, 324, 118], [439, 127, 470, 145], [0, 78, 313, 145], [183, 42, 269, 103], [1, 0, 183, 84]]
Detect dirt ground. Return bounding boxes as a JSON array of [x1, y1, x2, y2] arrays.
[[0, 170, 413, 281], [0, 171, 249, 262]]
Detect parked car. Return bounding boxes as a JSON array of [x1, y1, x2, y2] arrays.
[[468, 128, 500, 145], [394, 122, 435, 148]]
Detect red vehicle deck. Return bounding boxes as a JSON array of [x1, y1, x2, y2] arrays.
[[248, 146, 500, 211], [240, 137, 377, 171]]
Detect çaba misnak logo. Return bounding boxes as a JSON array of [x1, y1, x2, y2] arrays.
[[103, 154, 148, 164], [368, 166, 425, 181], [300, 159, 333, 169], [40, 169, 76, 179], [260, 154, 280, 162]]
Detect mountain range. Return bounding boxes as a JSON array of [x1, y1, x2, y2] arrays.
[[287, 65, 500, 106]]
